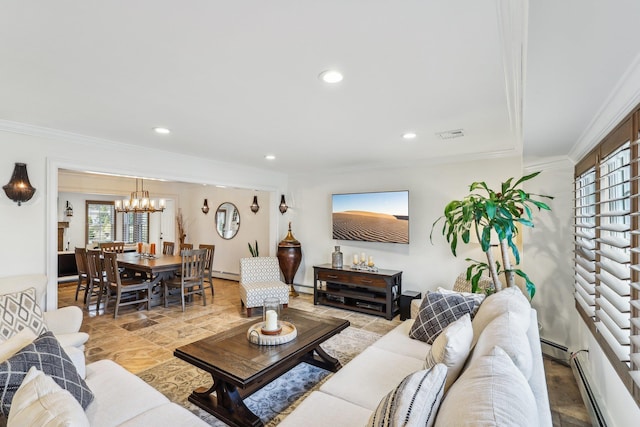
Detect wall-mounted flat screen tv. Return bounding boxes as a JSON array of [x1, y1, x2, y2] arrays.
[[332, 190, 409, 244]]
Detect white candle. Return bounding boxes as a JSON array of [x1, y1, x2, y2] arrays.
[[353, 254, 359, 265], [368, 256, 374, 266], [361, 253, 366, 263], [265, 309, 278, 330]]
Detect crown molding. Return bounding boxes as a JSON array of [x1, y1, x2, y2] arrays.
[[524, 156, 573, 173], [569, 52, 640, 162]]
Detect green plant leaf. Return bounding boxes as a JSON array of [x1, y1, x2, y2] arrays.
[[513, 171, 541, 187], [486, 201, 496, 219], [515, 269, 535, 299], [501, 178, 513, 195], [532, 200, 551, 210]]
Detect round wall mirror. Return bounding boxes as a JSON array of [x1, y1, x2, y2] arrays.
[[216, 202, 240, 239]]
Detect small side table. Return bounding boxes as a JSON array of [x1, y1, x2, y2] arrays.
[[400, 290, 422, 320]]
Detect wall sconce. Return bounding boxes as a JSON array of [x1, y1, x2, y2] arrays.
[[279, 194, 288, 214], [64, 201, 74, 217], [250, 195, 260, 214], [201, 199, 210, 214], [3, 163, 36, 206]]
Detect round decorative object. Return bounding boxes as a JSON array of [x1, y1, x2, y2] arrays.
[[261, 326, 282, 335], [247, 321, 297, 346], [277, 222, 301, 297]]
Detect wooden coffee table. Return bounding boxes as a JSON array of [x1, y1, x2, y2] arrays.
[[174, 308, 350, 427]]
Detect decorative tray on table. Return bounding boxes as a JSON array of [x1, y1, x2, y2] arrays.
[[247, 321, 297, 346]]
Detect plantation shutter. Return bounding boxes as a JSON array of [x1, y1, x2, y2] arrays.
[[595, 143, 631, 363], [631, 129, 640, 389], [122, 212, 149, 243], [574, 168, 597, 317]]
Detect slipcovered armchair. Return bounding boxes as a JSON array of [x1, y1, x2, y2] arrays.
[[0, 274, 88, 350]]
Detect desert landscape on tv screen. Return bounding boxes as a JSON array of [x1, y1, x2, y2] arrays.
[[332, 191, 409, 244]]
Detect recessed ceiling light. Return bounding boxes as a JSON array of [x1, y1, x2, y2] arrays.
[[153, 127, 171, 134], [318, 70, 343, 83], [265, 154, 276, 160], [402, 132, 417, 140]]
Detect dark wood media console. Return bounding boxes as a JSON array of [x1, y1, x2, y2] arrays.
[[313, 264, 402, 320]]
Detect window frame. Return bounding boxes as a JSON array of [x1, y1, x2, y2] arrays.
[[85, 200, 116, 245], [574, 107, 640, 406]]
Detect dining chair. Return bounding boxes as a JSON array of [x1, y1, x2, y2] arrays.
[[179, 243, 193, 253], [162, 241, 175, 255], [164, 249, 207, 312], [85, 249, 107, 312], [74, 247, 89, 303], [198, 244, 215, 297], [99, 241, 125, 253], [102, 251, 152, 318]]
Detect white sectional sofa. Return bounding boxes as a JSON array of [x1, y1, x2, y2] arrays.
[[279, 287, 553, 427], [0, 274, 209, 426]]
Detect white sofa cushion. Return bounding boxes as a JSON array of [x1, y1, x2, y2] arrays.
[[0, 287, 48, 341], [470, 287, 530, 346], [118, 402, 210, 427], [435, 346, 539, 427], [372, 320, 430, 360], [424, 314, 472, 391], [7, 367, 89, 427], [277, 391, 373, 427], [320, 346, 424, 410], [367, 364, 447, 427], [0, 329, 36, 363], [468, 311, 532, 379], [84, 360, 172, 427]]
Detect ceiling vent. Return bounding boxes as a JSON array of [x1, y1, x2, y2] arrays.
[[436, 129, 465, 140]]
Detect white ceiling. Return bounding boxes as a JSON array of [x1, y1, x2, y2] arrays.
[[1, 1, 639, 174]]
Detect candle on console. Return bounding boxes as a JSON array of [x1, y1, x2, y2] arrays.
[[353, 254, 359, 265], [368, 256, 374, 266], [265, 310, 278, 331], [361, 253, 366, 264]]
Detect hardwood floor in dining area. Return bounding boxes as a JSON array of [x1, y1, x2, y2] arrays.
[[58, 278, 590, 426]]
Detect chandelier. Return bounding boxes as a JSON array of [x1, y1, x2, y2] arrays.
[[114, 179, 165, 213]]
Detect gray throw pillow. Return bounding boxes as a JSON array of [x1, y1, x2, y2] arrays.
[[409, 292, 476, 344], [0, 331, 94, 417], [0, 287, 48, 342]]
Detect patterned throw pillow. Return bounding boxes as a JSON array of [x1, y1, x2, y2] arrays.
[[409, 292, 476, 344], [367, 364, 447, 427], [0, 288, 48, 342], [0, 331, 94, 417]]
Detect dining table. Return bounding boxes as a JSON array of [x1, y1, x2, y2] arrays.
[[116, 252, 183, 306]]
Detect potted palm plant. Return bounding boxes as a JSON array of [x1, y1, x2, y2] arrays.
[[431, 172, 552, 299]]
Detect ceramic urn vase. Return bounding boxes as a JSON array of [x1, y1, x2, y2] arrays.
[[277, 222, 301, 297]]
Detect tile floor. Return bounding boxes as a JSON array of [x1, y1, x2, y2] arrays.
[[58, 278, 590, 426]]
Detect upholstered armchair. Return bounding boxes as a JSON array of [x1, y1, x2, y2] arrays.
[[0, 274, 88, 350], [239, 257, 289, 316]]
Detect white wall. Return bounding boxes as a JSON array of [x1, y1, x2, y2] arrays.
[[521, 160, 581, 350], [0, 128, 287, 309], [283, 156, 523, 295]]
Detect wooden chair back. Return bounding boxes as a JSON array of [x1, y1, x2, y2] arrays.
[[198, 244, 215, 272], [162, 241, 175, 255], [179, 243, 193, 254], [74, 247, 88, 276], [100, 242, 125, 253], [180, 249, 206, 283], [102, 251, 121, 287], [85, 249, 104, 284]]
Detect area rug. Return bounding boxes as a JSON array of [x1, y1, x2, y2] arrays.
[[137, 327, 381, 426]]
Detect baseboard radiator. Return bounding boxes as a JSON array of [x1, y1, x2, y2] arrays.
[[570, 351, 607, 427], [540, 338, 569, 363]]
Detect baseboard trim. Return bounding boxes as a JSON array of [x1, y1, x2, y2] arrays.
[[571, 351, 608, 427], [540, 338, 569, 363]]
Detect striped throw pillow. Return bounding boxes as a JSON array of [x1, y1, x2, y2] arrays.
[[367, 364, 447, 427]]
